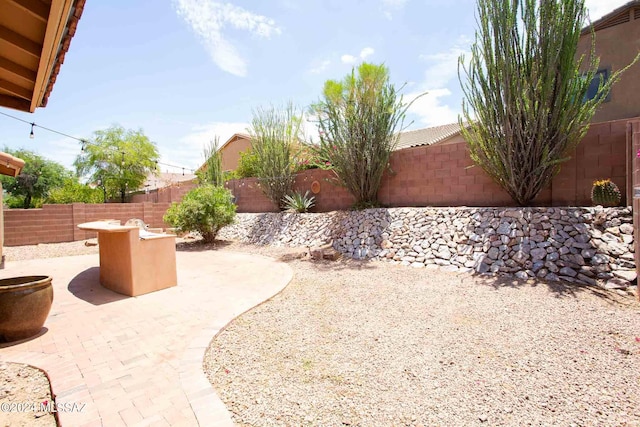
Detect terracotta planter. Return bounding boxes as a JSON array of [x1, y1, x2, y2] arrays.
[[0, 276, 53, 342]]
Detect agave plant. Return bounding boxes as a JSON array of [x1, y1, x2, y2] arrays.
[[282, 191, 315, 213]]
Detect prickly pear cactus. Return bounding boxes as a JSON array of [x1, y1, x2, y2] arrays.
[[591, 179, 621, 207]]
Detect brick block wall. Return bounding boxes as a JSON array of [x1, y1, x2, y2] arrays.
[[292, 170, 354, 212], [225, 170, 355, 213], [226, 119, 627, 211], [553, 118, 628, 206], [4, 204, 74, 246], [1, 120, 631, 246], [3, 202, 175, 246], [225, 178, 279, 213], [378, 142, 537, 207]]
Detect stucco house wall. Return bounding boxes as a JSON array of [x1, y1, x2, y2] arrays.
[[220, 135, 252, 172], [577, 3, 640, 122]]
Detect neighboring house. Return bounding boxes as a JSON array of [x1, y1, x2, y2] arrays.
[[577, 0, 640, 123], [129, 172, 198, 203], [196, 133, 252, 175], [0, 0, 85, 112], [394, 122, 467, 151], [142, 172, 197, 192], [219, 133, 252, 172]]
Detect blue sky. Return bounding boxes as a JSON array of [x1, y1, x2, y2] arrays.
[[0, 0, 624, 174]]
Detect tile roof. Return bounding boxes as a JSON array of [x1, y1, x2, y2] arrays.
[[581, 0, 640, 34], [394, 122, 465, 151], [42, 0, 87, 108]]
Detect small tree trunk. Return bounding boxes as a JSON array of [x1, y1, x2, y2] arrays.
[[120, 188, 125, 203], [23, 193, 31, 209], [201, 230, 216, 243]]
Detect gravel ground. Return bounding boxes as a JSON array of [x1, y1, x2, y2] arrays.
[[0, 363, 57, 427], [3, 240, 99, 262], [2, 236, 199, 262], [205, 243, 640, 427], [2, 239, 639, 426]]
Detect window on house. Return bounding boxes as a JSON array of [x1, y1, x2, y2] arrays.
[[584, 68, 611, 102]]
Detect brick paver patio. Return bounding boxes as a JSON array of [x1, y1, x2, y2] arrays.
[[0, 249, 293, 426]]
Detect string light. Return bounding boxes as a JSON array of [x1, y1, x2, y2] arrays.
[[0, 110, 197, 173], [0, 110, 87, 144]]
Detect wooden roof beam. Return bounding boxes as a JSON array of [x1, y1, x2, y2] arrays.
[[0, 56, 37, 82], [0, 94, 30, 111], [30, 0, 74, 112], [0, 24, 42, 58], [0, 78, 32, 100], [7, 0, 51, 22]]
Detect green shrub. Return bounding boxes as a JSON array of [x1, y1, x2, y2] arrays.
[[223, 170, 240, 181], [4, 195, 44, 209], [46, 178, 104, 204], [282, 191, 315, 213], [235, 150, 259, 178], [163, 185, 236, 243], [293, 157, 316, 172], [591, 179, 621, 207], [292, 143, 320, 172]]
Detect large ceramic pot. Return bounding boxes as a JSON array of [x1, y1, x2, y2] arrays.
[[0, 276, 53, 342]]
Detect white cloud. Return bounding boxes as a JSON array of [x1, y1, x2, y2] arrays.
[[407, 39, 470, 127], [382, 0, 407, 7], [360, 47, 375, 60], [39, 138, 83, 171], [309, 59, 331, 74], [381, 0, 408, 19], [173, 0, 281, 77], [418, 42, 469, 88], [162, 121, 249, 171], [405, 89, 459, 127], [341, 54, 357, 64], [585, 0, 628, 22], [340, 47, 375, 65]]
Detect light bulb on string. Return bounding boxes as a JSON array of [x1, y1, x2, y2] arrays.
[[29, 123, 35, 139]]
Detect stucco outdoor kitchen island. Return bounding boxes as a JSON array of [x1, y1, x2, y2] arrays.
[[77, 221, 177, 297]]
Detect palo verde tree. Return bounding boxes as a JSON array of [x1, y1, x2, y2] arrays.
[[0, 148, 70, 208], [249, 103, 304, 209], [74, 125, 159, 203], [459, 0, 636, 206], [313, 62, 411, 209]]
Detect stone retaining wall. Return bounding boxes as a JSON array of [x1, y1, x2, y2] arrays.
[[218, 207, 636, 290]]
